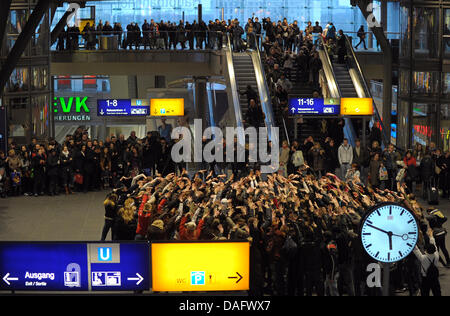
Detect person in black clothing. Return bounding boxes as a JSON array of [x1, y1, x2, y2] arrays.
[[82, 145, 95, 193], [185, 21, 194, 50], [32, 148, 46, 196], [426, 208, 450, 267], [113, 22, 123, 48], [46, 149, 60, 196], [245, 99, 265, 128], [355, 25, 367, 50], [133, 22, 141, 50], [142, 19, 151, 49], [240, 85, 259, 107], [60, 145, 73, 194], [101, 193, 118, 241], [337, 30, 347, 64]]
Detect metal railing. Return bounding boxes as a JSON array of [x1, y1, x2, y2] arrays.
[[344, 34, 390, 149], [252, 36, 277, 144], [224, 33, 245, 146], [52, 30, 228, 51]]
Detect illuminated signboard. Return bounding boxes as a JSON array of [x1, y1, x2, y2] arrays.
[[97, 99, 150, 116], [53, 96, 91, 121], [340, 98, 373, 116], [288, 98, 340, 115], [151, 242, 249, 292], [0, 242, 150, 292], [150, 98, 184, 116]]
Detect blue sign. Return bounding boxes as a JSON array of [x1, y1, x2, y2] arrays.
[[0, 243, 89, 291], [288, 98, 340, 115], [191, 271, 205, 285], [0, 242, 150, 292], [89, 243, 150, 291], [97, 99, 150, 116]]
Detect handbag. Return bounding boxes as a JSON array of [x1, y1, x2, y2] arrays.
[[74, 173, 84, 185], [435, 166, 441, 175]]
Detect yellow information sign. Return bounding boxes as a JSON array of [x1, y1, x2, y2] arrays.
[[340, 98, 373, 116], [150, 98, 184, 116], [151, 242, 250, 292]]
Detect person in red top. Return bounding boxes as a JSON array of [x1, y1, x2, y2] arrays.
[[403, 150, 417, 193], [179, 213, 204, 240], [135, 194, 153, 240]]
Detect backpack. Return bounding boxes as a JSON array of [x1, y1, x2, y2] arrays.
[[425, 257, 439, 280], [292, 150, 304, 167], [379, 166, 388, 181]]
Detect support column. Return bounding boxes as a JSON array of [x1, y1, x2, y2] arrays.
[[193, 77, 208, 129]]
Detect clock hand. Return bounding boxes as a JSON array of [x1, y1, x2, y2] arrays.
[[388, 233, 393, 251], [366, 224, 390, 235]]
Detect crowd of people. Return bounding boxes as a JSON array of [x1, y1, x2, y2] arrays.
[[1, 123, 449, 295], [55, 16, 353, 56], [99, 147, 448, 296]]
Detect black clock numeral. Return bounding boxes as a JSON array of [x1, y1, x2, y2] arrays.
[[407, 243, 413, 247], [366, 244, 372, 248], [408, 219, 414, 224], [388, 253, 390, 261], [375, 251, 379, 258], [399, 251, 403, 257]]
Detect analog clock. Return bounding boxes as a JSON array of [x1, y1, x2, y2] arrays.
[[360, 203, 419, 263]]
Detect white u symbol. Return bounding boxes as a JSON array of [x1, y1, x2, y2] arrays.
[[99, 248, 111, 261]]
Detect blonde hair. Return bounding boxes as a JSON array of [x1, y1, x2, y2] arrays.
[[118, 207, 135, 224]]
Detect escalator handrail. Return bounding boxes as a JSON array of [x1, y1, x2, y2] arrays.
[[254, 35, 277, 144], [318, 36, 341, 99], [320, 36, 357, 147], [225, 33, 245, 146], [344, 34, 391, 148]]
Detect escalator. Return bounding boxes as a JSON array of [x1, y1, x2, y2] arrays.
[[224, 35, 278, 146], [232, 52, 258, 128], [319, 35, 388, 148]]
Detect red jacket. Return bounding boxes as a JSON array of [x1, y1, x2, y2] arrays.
[[179, 215, 204, 240], [136, 194, 151, 236], [404, 156, 417, 167]]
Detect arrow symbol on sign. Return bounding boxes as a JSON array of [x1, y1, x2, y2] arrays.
[[100, 110, 105, 115], [228, 272, 243, 284], [3, 273, 18, 285], [127, 273, 144, 285]]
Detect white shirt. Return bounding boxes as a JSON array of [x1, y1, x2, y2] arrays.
[[413, 237, 440, 277]]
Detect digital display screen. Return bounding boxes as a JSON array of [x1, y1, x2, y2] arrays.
[[97, 99, 150, 116], [288, 98, 340, 115]]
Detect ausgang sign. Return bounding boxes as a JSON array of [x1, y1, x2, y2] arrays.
[[53, 96, 91, 121], [151, 242, 250, 292]]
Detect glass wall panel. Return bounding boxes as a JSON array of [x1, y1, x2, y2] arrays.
[[30, 67, 48, 91], [397, 100, 410, 149], [31, 95, 49, 138], [412, 71, 439, 96], [444, 9, 450, 59], [51, 0, 368, 36], [441, 104, 450, 152], [399, 69, 410, 97], [8, 10, 28, 35], [6, 67, 29, 93], [413, 7, 439, 58], [400, 5, 410, 58], [412, 103, 437, 147]]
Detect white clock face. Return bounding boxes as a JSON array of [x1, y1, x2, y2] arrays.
[[361, 204, 419, 263]]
